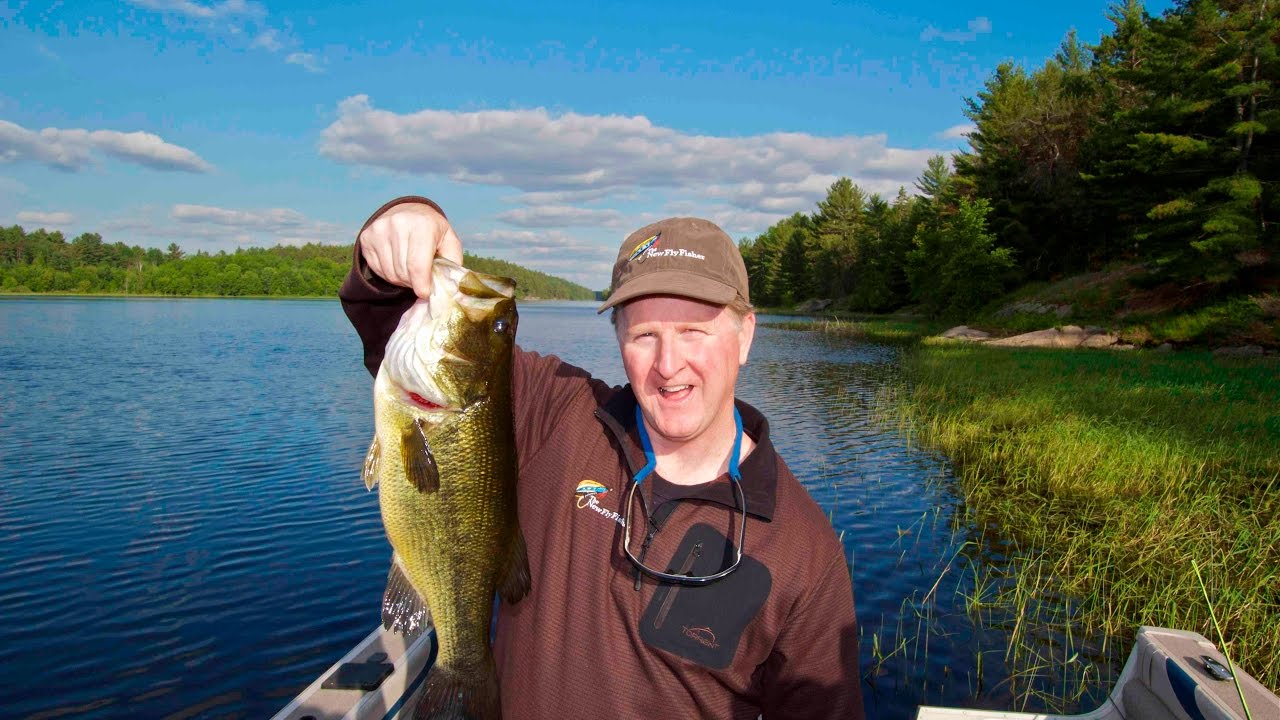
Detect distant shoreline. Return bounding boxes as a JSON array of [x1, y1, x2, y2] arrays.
[[0, 292, 599, 302]]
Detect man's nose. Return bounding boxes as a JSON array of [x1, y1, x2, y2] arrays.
[[654, 335, 684, 378]]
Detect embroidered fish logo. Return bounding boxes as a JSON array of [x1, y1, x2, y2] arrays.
[[627, 232, 660, 262], [575, 479, 609, 508]]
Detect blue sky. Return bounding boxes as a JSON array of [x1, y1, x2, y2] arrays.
[[1, 0, 1171, 289]]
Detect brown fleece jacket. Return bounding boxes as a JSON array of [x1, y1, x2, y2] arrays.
[[340, 197, 865, 719]]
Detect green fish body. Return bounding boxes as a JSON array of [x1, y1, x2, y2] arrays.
[[363, 258, 529, 720]]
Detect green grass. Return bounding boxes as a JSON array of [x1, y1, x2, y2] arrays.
[[891, 341, 1280, 688], [761, 318, 940, 345]]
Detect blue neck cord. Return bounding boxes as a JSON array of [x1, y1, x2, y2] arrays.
[[632, 403, 743, 485]]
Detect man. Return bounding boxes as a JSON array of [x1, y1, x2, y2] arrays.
[[341, 196, 864, 719]]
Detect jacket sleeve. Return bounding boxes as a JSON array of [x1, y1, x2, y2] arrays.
[[510, 348, 614, 470], [338, 195, 448, 377], [757, 554, 865, 720]]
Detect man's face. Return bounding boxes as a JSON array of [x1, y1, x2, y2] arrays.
[[616, 295, 755, 451]]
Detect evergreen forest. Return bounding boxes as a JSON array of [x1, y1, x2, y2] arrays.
[[740, 0, 1276, 319], [0, 228, 595, 301]]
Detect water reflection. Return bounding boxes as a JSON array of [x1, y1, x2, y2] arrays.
[[0, 298, 1115, 719]]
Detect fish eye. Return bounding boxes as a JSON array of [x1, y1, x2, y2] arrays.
[[493, 318, 509, 334]]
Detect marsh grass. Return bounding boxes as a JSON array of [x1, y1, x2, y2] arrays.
[[762, 318, 939, 345], [893, 341, 1280, 689], [786, 318, 1278, 707]]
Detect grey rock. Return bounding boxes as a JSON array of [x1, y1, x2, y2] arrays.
[[986, 326, 1124, 350], [1081, 333, 1120, 348], [795, 298, 833, 313], [987, 328, 1077, 348], [1155, 343, 1174, 353], [1212, 345, 1265, 358], [941, 325, 991, 341]]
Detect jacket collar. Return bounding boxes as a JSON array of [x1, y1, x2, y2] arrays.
[[594, 387, 778, 521]]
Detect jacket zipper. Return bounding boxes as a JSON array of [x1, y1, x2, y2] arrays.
[[653, 542, 702, 629]]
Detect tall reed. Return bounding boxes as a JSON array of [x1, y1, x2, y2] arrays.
[[893, 340, 1280, 688]]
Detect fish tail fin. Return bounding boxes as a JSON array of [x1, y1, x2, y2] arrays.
[[415, 659, 501, 720], [496, 529, 531, 605]]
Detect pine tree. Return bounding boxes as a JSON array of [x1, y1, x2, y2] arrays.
[[810, 178, 865, 298], [1089, 0, 1278, 281]]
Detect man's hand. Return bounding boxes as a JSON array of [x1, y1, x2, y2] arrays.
[[358, 203, 464, 298]]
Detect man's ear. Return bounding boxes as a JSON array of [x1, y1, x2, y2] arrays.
[[737, 311, 756, 366]]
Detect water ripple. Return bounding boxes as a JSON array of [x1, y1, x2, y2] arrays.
[[0, 299, 1115, 720]]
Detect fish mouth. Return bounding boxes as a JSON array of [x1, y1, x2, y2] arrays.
[[406, 391, 446, 411], [400, 386, 459, 413]]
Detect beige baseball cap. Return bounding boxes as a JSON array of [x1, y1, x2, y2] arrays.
[[596, 217, 750, 313]]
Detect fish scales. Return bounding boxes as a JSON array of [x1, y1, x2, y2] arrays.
[[364, 258, 529, 720]]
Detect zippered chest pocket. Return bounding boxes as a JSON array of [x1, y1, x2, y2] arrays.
[[639, 522, 772, 669]]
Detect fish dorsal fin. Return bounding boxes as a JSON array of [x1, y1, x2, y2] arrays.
[[457, 269, 515, 300]]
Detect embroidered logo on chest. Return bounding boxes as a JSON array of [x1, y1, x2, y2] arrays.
[[574, 479, 624, 527]]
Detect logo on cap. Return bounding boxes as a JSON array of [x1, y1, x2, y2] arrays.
[[627, 232, 660, 263]]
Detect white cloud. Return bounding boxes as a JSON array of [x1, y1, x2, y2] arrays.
[[508, 188, 621, 206], [173, 203, 307, 228], [939, 123, 976, 140], [285, 52, 323, 73], [17, 210, 74, 226], [170, 204, 343, 244], [496, 205, 625, 228], [920, 17, 992, 43], [0, 120, 214, 173], [469, 228, 615, 258], [467, 227, 618, 288], [251, 29, 283, 51], [319, 96, 939, 217], [129, 0, 321, 72], [99, 204, 343, 251], [130, 0, 262, 20]]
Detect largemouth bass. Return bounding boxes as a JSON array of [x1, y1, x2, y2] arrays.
[[362, 257, 529, 720]]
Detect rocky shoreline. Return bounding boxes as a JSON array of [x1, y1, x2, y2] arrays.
[[938, 324, 1272, 357]]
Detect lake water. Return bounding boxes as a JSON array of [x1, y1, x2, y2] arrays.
[[0, 297, 1118, 719]]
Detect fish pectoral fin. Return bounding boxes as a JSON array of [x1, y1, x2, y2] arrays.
[[497, 528, 532, 604], [361, 436, 381, 491], [382, 553, 433, 640], [400, 418, 440, 493]]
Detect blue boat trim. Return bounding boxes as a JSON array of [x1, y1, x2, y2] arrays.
[[1166, 656, 1208, 720]]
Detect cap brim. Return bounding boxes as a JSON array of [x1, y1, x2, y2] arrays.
[[596, 270, 738, 313]]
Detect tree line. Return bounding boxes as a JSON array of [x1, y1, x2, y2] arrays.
[[0, 226, 595, 300], [741, 0, 1276, 318]]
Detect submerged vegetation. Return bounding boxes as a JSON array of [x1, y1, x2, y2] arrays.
[[0, 225, 595, 300]]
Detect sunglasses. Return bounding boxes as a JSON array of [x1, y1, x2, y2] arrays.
[[621, 404, 747, 586]]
